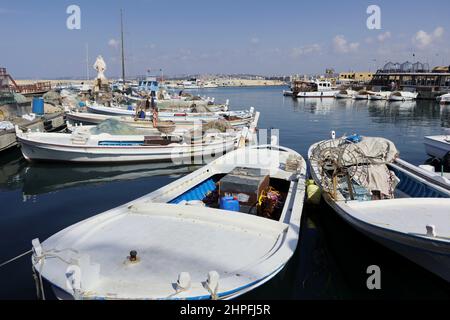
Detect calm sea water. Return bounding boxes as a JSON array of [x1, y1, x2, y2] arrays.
[[0, 86, 449, 299]]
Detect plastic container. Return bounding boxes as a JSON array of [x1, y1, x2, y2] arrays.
[[32, 97, 44, 115], [345, 134, 362, 144], [219, 196, 240, 212]]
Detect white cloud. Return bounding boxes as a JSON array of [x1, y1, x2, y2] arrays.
[[413, 27, 444, 49], [250, 37, 260, 44], [433, 26, 444, 38], [108, 39, 119, 49], [377, 31, 391, 42], [291, 44, 321, 58], [333, 35, 359, 54]]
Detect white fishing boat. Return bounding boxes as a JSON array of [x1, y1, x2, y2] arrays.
[[295, 79, 339, 98], [308, 134, 450, 282], [424, 134, 450, 162], [16, 119, 250, 164], [368, 91, 391, 100], [202, 82, 219, 88], [67, 109, 256, 129], [30, 142, 307, 300], [86, 102, 250, 123], [352, 90, 373, 100], [388, 91, 418, 101], [335, 89, 357, 99], [436, 93, 450, 105]]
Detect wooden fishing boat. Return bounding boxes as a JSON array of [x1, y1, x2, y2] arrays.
[[308, 134, 450, 282], [16, 120, 251, 164], [31, 143, 307, 300]]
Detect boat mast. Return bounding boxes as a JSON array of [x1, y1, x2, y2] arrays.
[[86, 43, 89, 81], [120, 9, 126, 84]]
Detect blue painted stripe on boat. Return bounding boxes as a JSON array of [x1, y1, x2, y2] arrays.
[[98, 141, 144, 146], [392, 167, 447, 198]]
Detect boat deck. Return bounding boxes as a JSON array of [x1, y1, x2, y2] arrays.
[[42, 203, 287, 299], [346, 198, 450, 239]]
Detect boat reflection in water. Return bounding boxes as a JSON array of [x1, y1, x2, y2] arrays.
[[0, 150, 198, 198]]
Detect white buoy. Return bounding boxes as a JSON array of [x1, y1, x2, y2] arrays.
[[331, 130, 336, 140]]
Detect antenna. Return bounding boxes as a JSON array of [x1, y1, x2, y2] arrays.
[[120, 9, 126, 84], [86, 43, 89, 81]]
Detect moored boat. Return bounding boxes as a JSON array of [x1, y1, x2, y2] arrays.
[[294, 79, 339, 98], [16, 119, 251, 164], [67, 108, 257, 129], [335, 89, 357, 99], [388, 91, 418, 101], [424, 134, 450, 164], [308, 134, 450, 282], [352, 90, 373, 100], [368, 91, 391, 100], [30, 143, 307, 300], [437, 93, 450, 105]]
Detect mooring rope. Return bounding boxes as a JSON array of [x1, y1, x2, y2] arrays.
[[0, 249, 32, 269]]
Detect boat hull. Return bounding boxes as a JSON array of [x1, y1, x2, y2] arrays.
[[424, 137, 450, 159], [322, 194, 450, 282], [18, 137, 237, 163], [297, 91, 338, 98], [31, 145, 307, 300]]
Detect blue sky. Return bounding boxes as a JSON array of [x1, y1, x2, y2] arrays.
[[1, 0, 450, 78]]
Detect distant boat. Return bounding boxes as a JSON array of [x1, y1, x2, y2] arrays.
[[202, 82, 219, 88], [295, 79, 339, 98], [30, 143, 307, 300], [388, 91, 418, 101], [183, 79, 201, 90], [436, 93, 450, 105], [424, 134, 450, 163], [368, 91, 391, 100], [335, 89, 357, 99], [352, 90, 373, 100], [308, 134, 450, 282]]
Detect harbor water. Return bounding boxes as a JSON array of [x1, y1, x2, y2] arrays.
[[0, 86, 449, 299]]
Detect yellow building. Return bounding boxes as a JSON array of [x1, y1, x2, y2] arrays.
[[339, 72, 374, 83]]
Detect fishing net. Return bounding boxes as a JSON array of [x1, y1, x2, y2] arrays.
[[90, 118, 140, 135], [201, 120, 232, 133], [43, 90, 61, 104]]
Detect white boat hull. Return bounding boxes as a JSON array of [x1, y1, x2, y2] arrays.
[[322, 194, 450, 282], [19, 136, 238, 163], [308, 139, 450, 282], [31, 145, 307, 300], [424, 136, 450, 159], [297, 91, 338, 98]]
